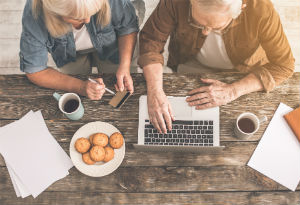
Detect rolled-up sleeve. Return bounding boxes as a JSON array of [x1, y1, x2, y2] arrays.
[[19, 1, 48, 73], [253, 5, 295, 92], [138, 0, 176, 68], [113, 0, 139, 36]]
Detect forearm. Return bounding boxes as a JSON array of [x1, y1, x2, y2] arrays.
[[26, 68, 85, 95], [118, 32, 137, 69], [231, 73, 264, 98], [143, 63, 164, 92]]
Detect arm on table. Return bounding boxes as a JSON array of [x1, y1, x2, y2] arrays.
[[26, 68, 105, 100]]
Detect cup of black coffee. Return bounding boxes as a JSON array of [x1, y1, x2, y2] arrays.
[[234, 112, 267, 139], [53, 92, 84, 120]]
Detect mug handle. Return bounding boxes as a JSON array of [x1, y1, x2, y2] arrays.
[[53, 92, 61, 101], [259, 116, 268, 125]]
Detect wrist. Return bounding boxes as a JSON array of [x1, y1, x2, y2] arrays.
[[230, 82, 240, 100]]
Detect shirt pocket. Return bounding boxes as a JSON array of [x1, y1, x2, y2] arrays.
[[96, 26, 117, 49], [49, 36, 68, 66]]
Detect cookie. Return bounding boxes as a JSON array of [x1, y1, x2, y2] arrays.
[[82, 152, 95, 165], [92, 133, 109, 147], [89, 145, 105, 162], [109, 132, 124, 149], [103, 146, 115, 162], [75, 137, 91, 153], [89, 134, 95, 144]]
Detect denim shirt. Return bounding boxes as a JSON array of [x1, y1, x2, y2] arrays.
[[19, 0, 139, 73]]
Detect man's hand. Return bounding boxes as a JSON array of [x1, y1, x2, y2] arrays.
[[147, 89, 175, 134], [115, 66, 134, 94], [186, 78, 237, 109], [80, 78, 106, 100]]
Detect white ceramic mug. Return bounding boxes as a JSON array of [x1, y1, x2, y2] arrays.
[[53, 92, 84, 121], [234, 112, 267, 139]]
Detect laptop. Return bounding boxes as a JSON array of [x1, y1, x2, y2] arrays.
[[133, 95, 225, 153]]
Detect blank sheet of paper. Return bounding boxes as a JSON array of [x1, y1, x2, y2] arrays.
[[248, 103, 300, 191]]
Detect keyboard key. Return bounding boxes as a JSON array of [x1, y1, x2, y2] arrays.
[[207, 135, 213, 139], [202, 135, 206, 139], [191, 130, 195, 134], [187, 130, 191, 134], [189, 126, 193, 129], [200, 121, 203, 125], [184, 126, 188, 129], [209, 144, 213, 146], [190, 139, 194, 143], [174, 125, 179, 129], [154, 134, 158, 138], [203, 126, 208, 130], [208, 126, 213, 130], [187, 135, 191, 138], [192, 135, 196, 138], [194, 121, 200, 125], [197, 135, 201, 139], [196, 130, 200, 134], [149, 134, 153, 138], [149, 129, 152, 133], [209, 139, 213, 143], [201, 130, 205, 134], [159, 134, 163, 138], [179, 125, 183, 129], [145, 124, 154, 128], [209, 121, 213, 125], [173, 134, 178, 138], [205, 130, 213, 134], [204, 139, 208, 143], [198, 126, 202, 129], [145, 138, 151, 142], [145, 120, 150, 122], [173, 120, 193, 125], [172, 130, 176, 133], [178, 134, 183, 138], [204, 121, 208, 125]]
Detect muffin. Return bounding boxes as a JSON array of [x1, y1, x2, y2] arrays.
[[89, 145, 105, 162], [82, 152, 95, 165], [103, 146, 115, 162], [92, 133, 109, 147], [75, 137, 91, 153], [109, 132, 124, 149]]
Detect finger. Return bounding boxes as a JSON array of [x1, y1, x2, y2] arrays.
[[196, 102, 214, 110], [151, 116, 162, 134], [186, 92, 209, 102], [95, 78, 104, 85], [124, 76, 134, 94], [168, 103, 175, 121], [188, 97, 210, 106], [90, 82, 105, 91], [188, 86, 210, 96], [156, 113, 168, 134], [116, 75, 124, 92], [114, 84, 120, 92], [163, 111, 172, 131], [201, 78, 219, 84]]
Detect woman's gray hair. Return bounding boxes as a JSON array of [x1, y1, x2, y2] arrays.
[[191, 0, 243, 19]]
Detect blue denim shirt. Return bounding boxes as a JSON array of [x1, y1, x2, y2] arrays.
[[19, 0, 139, 73]]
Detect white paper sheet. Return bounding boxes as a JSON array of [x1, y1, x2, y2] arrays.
[[248, 103, 300, 191], [0, 110, 73, 198]]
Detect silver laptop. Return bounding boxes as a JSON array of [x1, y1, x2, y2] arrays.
[[133, 95, 224, 153]]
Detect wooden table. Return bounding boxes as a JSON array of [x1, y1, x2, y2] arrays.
[[0, 73, 299, 205]]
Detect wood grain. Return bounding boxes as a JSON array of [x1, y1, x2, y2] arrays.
[[0, 141, 258, 167], [0, 191, 299, 205], [1, 166, 299, 193]]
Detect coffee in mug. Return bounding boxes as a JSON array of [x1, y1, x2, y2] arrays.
[[53, 92, 84, 121], [234, 112, 267, 139]]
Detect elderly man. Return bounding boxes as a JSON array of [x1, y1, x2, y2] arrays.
[[138, 0, 294, 133]]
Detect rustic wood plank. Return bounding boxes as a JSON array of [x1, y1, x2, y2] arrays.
[[0, 166, 299, 193], [0, 141, 259, 167], [0, 191, 299, 205], [0, 73, 298, 142]]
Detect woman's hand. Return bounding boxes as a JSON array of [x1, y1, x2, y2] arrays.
[[80, 78, 106, 100], [186, 78, 237, 109], [147, 89, 175, 134], [115, 66, 134, 94]]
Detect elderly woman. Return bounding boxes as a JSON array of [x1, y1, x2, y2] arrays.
[[20, 0, 138, 100], [138, 0, 294, 133]]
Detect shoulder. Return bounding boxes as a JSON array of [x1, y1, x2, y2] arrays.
[[245, 0, 275, 17]]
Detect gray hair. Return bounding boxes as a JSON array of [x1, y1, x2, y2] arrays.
[[191, 0, 243, 19]]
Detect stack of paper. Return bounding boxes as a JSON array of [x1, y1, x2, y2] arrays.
[[248, 103, 300, 191], [0, 111, 73, 198]]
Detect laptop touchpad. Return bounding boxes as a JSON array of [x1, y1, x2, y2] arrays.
[[169, 97, 192, 117]]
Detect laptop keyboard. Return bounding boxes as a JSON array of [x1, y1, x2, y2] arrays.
[[144, 120, 214, 146]]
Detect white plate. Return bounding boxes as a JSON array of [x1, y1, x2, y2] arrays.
[[70, 121, 125, 177]]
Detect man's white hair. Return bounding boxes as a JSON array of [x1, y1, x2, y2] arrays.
[[192, 0, 243, 19]]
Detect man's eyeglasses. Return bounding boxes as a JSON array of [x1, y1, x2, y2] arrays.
[[188, 6, 233, 35]]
